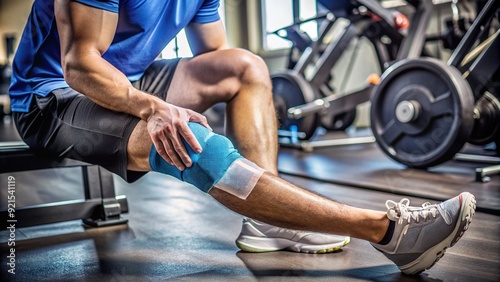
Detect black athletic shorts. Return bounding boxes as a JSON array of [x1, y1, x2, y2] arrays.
[[13, 58, 181, 182]]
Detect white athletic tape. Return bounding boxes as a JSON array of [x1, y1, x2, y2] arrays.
[[213, 158, 266, 199]]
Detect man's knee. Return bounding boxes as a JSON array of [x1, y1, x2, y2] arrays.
[[149, 122, 243, 192], [232, 49, 271, 88]]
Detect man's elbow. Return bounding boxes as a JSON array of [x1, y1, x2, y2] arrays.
[[61, 55, 84, 88]]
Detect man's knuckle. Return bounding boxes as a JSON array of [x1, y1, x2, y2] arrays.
[[174, 120, 185, 127], [164, 125, 174, 135]]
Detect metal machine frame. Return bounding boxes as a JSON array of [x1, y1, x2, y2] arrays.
[[0, 141, 129, 230]]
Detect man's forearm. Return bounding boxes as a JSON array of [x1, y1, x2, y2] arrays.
[[62, 51, 159, 121]]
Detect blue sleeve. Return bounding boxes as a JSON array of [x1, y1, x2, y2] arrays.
[[192, 0, 220, 23], [72, 0, 119, 13]]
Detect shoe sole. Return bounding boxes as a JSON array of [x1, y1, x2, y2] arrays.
[[399, 192, 476, 275], [236, 236, 350, 254]]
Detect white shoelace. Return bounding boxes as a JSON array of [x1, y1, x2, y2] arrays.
[[386, 198, 439, 225]]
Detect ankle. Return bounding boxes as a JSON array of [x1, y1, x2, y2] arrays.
[[377, 219, 395, 245], [371, 214, 391, 243]]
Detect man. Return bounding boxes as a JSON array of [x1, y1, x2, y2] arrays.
[[9, 0, 476, 275]]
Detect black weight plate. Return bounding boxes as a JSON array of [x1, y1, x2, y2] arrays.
[[321, 109, 357, 131], [469, 92, 500, 145], [370, 58, 475, 168], [272, 71, 319, 139]]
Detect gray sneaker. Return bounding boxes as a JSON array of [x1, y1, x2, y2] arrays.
[[236, 218, 350, 254], [371, 192, 476, 275]]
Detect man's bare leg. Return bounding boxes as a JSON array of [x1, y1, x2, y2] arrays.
[[128, 122, 388, 243], [223, 68, 278, 174], [209, 173, 389, 243]]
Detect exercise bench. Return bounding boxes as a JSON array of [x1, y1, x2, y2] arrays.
[[0, 141, 128, 230]]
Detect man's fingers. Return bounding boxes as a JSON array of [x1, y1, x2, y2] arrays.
[[178, 122, 202, 154], [151, 137, 173, 166], [148, 106, 210, 171], [169, 134, 193, 169], [167, 138, 189, 170], [189, 112, 212, 131], [153, 131, 186, 171]]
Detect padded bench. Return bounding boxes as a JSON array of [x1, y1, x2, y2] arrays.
[[0, 141, 128, 230]]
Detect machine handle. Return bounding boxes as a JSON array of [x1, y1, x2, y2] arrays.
[[288, 99, 328, 119]]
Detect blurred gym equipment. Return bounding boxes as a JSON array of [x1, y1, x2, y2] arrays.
[[370, 0, 499, 180], [272, 0, 436, 151]]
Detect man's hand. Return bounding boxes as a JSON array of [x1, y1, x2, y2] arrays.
[[147, 102, 212, 171]]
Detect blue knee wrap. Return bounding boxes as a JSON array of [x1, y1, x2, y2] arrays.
[[149, 122, 243, 192]]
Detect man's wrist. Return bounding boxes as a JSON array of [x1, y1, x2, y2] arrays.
[[131, 89, 162, 122]]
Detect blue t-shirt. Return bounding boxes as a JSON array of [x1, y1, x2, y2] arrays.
[[9, 0, 220, 113]]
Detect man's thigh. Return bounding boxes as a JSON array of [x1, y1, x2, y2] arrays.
[[166, 49, 255, 112]]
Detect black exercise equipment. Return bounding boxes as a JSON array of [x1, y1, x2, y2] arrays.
[[0, 142, 129, 230], [272, 72, 319, 139], [370, 57, 475, 168], [272, 0, 434, 141], [370, 0, 500, 171]]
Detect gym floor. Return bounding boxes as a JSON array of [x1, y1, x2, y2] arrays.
[[0, 116, 499, 282]]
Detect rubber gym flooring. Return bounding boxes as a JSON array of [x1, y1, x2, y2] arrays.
[[0, 116, 499, 281]]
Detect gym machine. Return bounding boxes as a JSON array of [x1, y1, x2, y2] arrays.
[[370, 0, 500, 181], [0, 141, 129, 230], [271, 0, 434, 151]]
